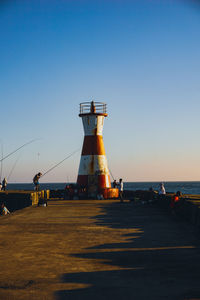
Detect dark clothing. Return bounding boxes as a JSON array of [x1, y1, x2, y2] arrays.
[[33, 173, 42, 191], [113, 181, 117, 188], [119, 191, 123, 202], [2, 178, 7, 191], [170, 195, 179, 209]]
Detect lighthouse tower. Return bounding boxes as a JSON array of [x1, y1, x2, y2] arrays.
[[77, 101, 115, 198]]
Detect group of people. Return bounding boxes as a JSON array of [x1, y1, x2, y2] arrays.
[[0, 178, 10, 215], [0, 177, 7, 191], [0, 172, 43, 192], [158, 182, 182, 214], [0, 172, 42, 216]]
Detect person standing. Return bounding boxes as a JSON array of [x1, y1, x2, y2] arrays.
[[118, 178, 124, 202], [2, 177, 7, 191], [159, 183, 166, 195], [113, 180, 117, 188], [33, 172, 42, 191]]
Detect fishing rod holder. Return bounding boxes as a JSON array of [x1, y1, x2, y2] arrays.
[[79, 102, 107, 115]]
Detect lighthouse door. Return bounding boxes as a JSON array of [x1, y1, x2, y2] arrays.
[[88, 175, 98, 197]]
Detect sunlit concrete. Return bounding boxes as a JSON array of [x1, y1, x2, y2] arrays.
[[0, 200, 200, 299]]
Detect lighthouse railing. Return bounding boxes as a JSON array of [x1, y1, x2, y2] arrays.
[[79, 102, 107, 114]]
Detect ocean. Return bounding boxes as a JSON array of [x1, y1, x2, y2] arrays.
[[5, 181, 200, 195]]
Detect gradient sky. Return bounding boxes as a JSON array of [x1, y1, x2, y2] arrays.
[[0, 0, 200, 183]]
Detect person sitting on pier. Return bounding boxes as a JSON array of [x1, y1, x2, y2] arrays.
[[0, 203, 10, 215], [170, 191, 181, 215], [33, 172, 42, 191]]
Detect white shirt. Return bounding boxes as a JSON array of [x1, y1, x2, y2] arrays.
[[159, 185, 166, 195], [119, 181, 123, 192]]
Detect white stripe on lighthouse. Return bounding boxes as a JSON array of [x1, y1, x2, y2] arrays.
[[78, 155, 110, 176], [105, 174, 110, 187], [82, 115, 104, 136]]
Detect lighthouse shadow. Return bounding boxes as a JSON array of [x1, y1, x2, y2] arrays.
[[55, 202, 200, 300]]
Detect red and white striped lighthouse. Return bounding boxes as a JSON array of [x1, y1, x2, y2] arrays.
[[77, 101, 115, 198]]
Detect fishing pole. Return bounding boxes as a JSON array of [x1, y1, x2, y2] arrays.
[[0, 142, 3, 182], [7, 156, 21, 181], [0, 139, 40, 163], [41, 147, 81, 178], [109, 167, 115, 181]]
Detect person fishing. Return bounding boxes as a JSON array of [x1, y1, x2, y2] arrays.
[[118, 178, 124, 202], [2, 177, 7, 191], [32, 148, 80, 193], [33, 172, 42, 191], [113, 179, 117, 188]]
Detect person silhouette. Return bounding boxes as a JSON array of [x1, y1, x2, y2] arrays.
[[2, 178, 7, 191], [33, 172, 42, 191]]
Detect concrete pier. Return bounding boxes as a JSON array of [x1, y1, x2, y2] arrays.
[[0, 190, 50, 211], [0, 200, 200, 299]]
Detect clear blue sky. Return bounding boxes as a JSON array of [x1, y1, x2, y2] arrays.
[[0, 0, 200, 183]]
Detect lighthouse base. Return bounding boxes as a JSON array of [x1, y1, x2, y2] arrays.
[[77, 186, 119, 199], [100, 188, 119, 199]]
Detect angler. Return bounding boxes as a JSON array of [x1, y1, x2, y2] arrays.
[[33, 172, 42, 191]]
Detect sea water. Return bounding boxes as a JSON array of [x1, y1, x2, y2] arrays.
[[5, 181, 200, 195]]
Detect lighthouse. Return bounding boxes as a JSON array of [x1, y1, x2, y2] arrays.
[[77, 101, 118, 198]]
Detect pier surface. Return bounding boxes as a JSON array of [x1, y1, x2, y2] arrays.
[[0, 200, 200, 300]]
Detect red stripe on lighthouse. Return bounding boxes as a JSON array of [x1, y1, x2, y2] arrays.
[[98, 175, 111, 187], [77, 174, 111, 189], [81, 136, 106, 156]]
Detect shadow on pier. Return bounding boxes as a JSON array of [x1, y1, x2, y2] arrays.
[[55, 202, 200, 300]]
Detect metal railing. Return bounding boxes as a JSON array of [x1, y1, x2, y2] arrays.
[[79, 101, 107, 114]]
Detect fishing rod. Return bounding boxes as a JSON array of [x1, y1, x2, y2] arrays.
[[41, 147, 81, 179], [0, 139, 40, 163], [0, 142, 3, 182], [109, 167, 115, 181], [7, 156, 21, 181]]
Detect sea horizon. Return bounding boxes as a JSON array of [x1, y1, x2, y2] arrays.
[[4, 181, 200, 195]]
